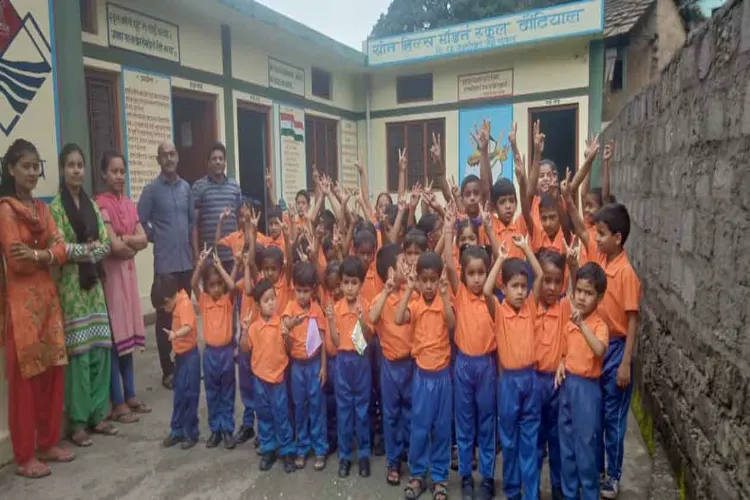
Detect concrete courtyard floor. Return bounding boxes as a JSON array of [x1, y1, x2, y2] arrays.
[[0, 325, 653, 500]]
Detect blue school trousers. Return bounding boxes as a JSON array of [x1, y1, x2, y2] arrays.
[[237, 352, 255, 429], [170, 347, 201, 441], [560, 373, 602, 500], [454, 351, 496, 481], [255, 376, 295, 457], [336, 351, 371, 461], [380, 356, 413, 468], [498, 366, 541, 500], [369, 336, 383, 440], [536, 370, 562, 494], [409, 366, 453, 483], [324, 355, 337, 449], [291, 353, 328, 457], [110, 345, 135, 406], [598, 336, 633, 481], [203, 344, 236, 434]]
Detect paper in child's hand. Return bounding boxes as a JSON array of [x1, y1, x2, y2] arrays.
[[306, 318, 322, 357], [351, 321, 367, 356]]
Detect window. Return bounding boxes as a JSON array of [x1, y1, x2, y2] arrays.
[[396, 73, 433, 103], [605, 47, 625, 93], [85, 71, 121, 194], [386, 119, 445, 191], [80, 0, 97, 34], [305, 115, 338, 186], [311, 67, 332, 100]]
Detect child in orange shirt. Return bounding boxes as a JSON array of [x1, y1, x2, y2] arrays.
[[156, 275, 200, 450], [403, 227, 428, 268], [191, 248, 239, 450], [484, 235, 544, 500], [282, 262, 328, 471], [395, 252, 455, 500], [327, 256, 375, 478], [241, 279, 296, 473], [368, 244, 415, 486], [554, 263, 609, 500], [321, 260, 343, 454]]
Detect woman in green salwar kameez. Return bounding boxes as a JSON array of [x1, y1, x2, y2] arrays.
[[51, 144, 117, 447]]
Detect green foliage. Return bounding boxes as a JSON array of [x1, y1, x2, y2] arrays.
[[679, 468, 687, 500], [631, 388, 656, 456], [371, 0, 580, 38]]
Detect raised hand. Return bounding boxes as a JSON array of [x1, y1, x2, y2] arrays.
[[384, 267, 397, 294], [571, 307, 583, 326], [508, 122, 518, 149], [320, 174, 332, 195], [325, 302, 335, 319], [397, 192, 408, 212], [429, 132, 442, 165], [603, 140, 615, 162], [584, 133, 601, 163], [559, 168, 573, 199], [297, 247, 309, 263], [354, 159, 364, 175], [470, 119, 491, 152], [219, 207, 233, 221], [511, 234, 528, 250], [444, 199, 457, 228], [311, 165, 320, 187], [439, 267, 449, 295], [479, 201, 493, 231], [249, 207, 261, 231], [410, 183, 421, 209], [563, 236, 581, 263], [497, 241, 509, 260], [198, 243, 212, 265], [448, 175, 460, 203], [514, 153, 526, 181], [405, 263, 418, 290], [398, 148, 408, 172], [533, 120, 545, 154]]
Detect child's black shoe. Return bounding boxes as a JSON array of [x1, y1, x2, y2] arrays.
[[162, 435, 184, 448], [180, 438, 198, 450], [206, 432, 222, 448], [283, 455, 296, 473], [234, 425, 255, 444], [358, 457, 371, 477], [223, 432, 236, 449], [461, 476, 474, 500], [478, 478, 495, 500], [259, 451, 276, 471], [338, 459, 352, 478]]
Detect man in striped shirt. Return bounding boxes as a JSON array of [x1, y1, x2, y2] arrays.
[[191, 142, 243, 272]]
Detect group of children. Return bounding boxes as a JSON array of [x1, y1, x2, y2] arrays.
[[151, 119, 640, 500]]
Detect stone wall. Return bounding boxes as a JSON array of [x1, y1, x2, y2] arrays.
[[602, 1, 750, 499]]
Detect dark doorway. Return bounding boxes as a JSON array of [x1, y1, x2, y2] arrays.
[[237, 103, 270, 233], [172, 90, 217, 185], [528, 104, 579, 179]]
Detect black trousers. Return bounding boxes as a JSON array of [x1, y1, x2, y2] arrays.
[[152, 270, 193, 379]]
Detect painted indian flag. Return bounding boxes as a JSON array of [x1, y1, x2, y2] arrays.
[[280, 112, 304, 142]]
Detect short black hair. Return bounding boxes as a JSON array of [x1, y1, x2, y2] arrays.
[[456, 218, 479, 240], [260, 245, 284, 267], [416, 212, 439, 236], [501, 257, 529, 285], [461, 174, 480, 193], [576, 262, 607, 295], [539, 192, 557, 211], [540, 159, 558, 174], [253, 278, 275, 303], [354, 219, 377, 239], [267, 205, 283, 222], [339, 256, 366, 281], [354, 229, 377, 250], [292, 261, 317, 287], [254, 243, 267, 268], [416, 251, 443, 275], [403, 228, 427, 252], [594, 203, 631, 245], [295, 189, 310, 203], [207, 142, 226, 161], [460, 245, 490, 271], [491, 178, 516, 204], [151, 274, 179, 309], [587, 187, 604, 208], [537, 248, 566, 272], [317, 209, 336, 233], [325, 260, 341, 279], [376, 243, 402, 282]]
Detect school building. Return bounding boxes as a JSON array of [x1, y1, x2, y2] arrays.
[[0, 0, 605, 459]]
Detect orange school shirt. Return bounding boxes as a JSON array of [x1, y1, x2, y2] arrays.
[[409, 295, 452, 372], [480, 215, 529, 288], [258, 232, 286, 255], [535, 297, 572, 373], [197, 292, 234, 347], [318, 289, 338, 357], [373, 290, 417, 361], [172, 290, 198, 355], [531, 195, 567, 231], [236, 278, 257, 323], [454, 283, 496, 356], [218, 229, 247, 256], [332, 298, 373, 353], [272, 280, 292, 316], [282, 299, 327, 360], [248, 315, 289, 384], [564, 312, 609, 379], [584, 239, 641, 337], [495, 295, 537, 370], [531, 224, 566, 255], [361, 263, 384, 305]]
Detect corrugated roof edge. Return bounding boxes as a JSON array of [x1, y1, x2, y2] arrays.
[[219, 0, 367, 67]]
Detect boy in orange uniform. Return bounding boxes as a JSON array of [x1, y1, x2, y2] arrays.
[[555, 263, 609, 500], [563, 198, 641, 499], [396, 252, 455, 500], [257, 206, 287, 254], [242, 279, 296, 473], [282, 262, 328, 471], [369, 244, 415, 486], [156, 275, 200, 450], [484, 235, 544, 500], [327, 256, 375, 478]]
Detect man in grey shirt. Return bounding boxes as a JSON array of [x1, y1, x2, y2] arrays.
[[137, 141, 195, 390]]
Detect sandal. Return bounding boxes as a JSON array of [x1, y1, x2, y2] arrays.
[[313, 455, 326, 471], [70, 430, 93, 447], [295, 456, 306, 469], [127, 399, 152, 414], [91, 421, 118, 436], [16, 459, 51, 479], [109, 409, 139, 424], [432, 482, 449, 500], [404, 477, 426, 499], [37, 446, 75, 463], [387, 466, 401, 486]]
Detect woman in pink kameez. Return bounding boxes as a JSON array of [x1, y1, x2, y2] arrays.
[[94, 152, 151, 423]]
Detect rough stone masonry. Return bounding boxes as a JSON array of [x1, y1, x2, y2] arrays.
[[602, 1, 750, 498]]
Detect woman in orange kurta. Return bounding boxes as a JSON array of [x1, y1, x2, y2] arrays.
[[0, 139, 75, 478]]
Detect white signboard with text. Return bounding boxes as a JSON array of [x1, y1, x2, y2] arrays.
[[269, 57, 305, 97], [107, 3, 180, 62], [340, 119, 359, 190], [278, 105, 307, 203], [458, 69, 514, 101]]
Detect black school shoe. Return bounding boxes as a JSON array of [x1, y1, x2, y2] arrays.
[[478, 478, 496, 500], [259, 451, 276, 471], [162, 434, 185, 448], [461, 476, 474, 500], [206, 432, 222, 448], [223, 432, 236, 449], [338, 459, 352, 478], [234, 425, 255, 444], [358, 457, 371, 477], [181, 438, 198, 450], [283, 455, 296, 473], [372, 435, 385, 456]]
